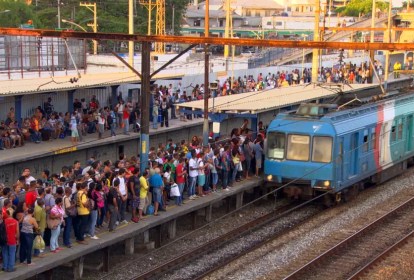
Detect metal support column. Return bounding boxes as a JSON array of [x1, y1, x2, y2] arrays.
[[203, 0, 210, 146], [140, 41, 151, 172], [102, 247, 109, 272]]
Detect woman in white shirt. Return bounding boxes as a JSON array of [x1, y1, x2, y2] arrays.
[[197, 152, 206, 197]]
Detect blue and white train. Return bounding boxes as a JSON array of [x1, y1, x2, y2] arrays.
[[264, 90, 414, 202]]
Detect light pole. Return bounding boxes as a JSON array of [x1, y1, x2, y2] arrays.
[[57, 0, 61, 29], [61, 19, 87, 32], [80, 2, 98, 55]]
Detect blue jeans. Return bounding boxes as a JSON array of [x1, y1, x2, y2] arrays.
[[63, 216, 72, 246], [152, 118, 158, 129], [188, 176, 197, 197], [97, 206, 106, 227], [176, 183, 185, 205], [231, 163, 239, 184], [123, 118, 129, 134], [20, 232, 34, 264], [89, 210, 98, 236], [75, 214, 89, 242], [2, 244, 16, 271], [211, 173, 218, 186], [222, 170, 229, 189], [110, 123, 116, 136], [50, 224, 61, 251]]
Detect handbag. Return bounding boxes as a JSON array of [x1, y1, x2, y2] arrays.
[[64, 197, 77, 217], [46, 216, 60, 230]]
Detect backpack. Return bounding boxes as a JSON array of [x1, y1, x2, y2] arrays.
[[0, 219, 7, 246]]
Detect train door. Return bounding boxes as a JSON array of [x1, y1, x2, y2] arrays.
[[380, 121, 392, 165], [350, 132, 359, 176], [407, 115, 413, 152], [335, 138, 344, 184]]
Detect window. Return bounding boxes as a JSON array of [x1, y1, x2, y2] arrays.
[[275, 22, 283, 26], [287, 134, 310, 161], [391, 125, 396, 142], [255, 11, 261, 17], [265, 10, 271, 17], [266, 21, 272, 26], [246, 10, 251, 16], [267, 132, 285, 159], [371, 127, 376, 150], [312, 136, 333, 163], [398, 118, 403, 140], [363, 129, 368, 152], [194, 20, 201, 27]]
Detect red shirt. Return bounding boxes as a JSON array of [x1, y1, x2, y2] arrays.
[[176, 164, 185, 184], [25, 190, 37, 208], [5, 217, 18, 246], [2, 207, 8, 220]]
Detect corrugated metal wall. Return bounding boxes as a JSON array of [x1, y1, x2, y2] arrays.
[[74, 88, 112, 109], [0, 96, 15, 121], [21, 92, 68, 118]]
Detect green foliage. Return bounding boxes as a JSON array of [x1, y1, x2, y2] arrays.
[[0, 0, 38, 28], [0, 0, 190, 34], [335, 0, 389, 17]]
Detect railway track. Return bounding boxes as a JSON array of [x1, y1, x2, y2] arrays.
[[132, 193, 328, 280], [284, 195, 414, 280]]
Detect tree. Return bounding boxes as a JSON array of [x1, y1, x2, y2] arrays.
[[335, 0, 388, 17], [0, 0, 38, 28]]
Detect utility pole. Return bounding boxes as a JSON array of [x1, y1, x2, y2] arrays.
[[139, 0, 155, 35], [203, 0, 210, 146], [369, 0, 376, 83], [384, 0, 392, 89], [129, 0, 134, 69], [80, 2, 97, 55], [224, 0, 231, 58], [155, 0, 166, 53], [57, 0, 61, 29], [140, 41, 151, 173], [311, 0, 320, 82]]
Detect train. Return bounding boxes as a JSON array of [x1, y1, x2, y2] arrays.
[[264, 87, 414, 204]]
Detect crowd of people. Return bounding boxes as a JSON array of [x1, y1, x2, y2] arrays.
[[1, 61, 381, 150], [0, 117, 267, 272]]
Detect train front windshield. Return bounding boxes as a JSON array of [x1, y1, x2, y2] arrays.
[[267, 132, 333, 163]]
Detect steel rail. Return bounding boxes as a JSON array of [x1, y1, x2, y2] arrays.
[[192, 192, 329, 280], [131, 192, 328, 280], [0, 28, 414, 51], [131, 202, 295, 280], [347, 229, 414, 280], [283, 195, 414, 280]]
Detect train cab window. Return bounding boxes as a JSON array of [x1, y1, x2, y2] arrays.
[[312, 136, 333, 163], [363, 129, 368, 152], [287, 134, 310, 161], [267, 132, 285, 159]]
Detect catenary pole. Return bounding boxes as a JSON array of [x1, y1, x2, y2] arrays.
[[203, 0, 210, 146]]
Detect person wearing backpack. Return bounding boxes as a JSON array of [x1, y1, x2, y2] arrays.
[[1, 209, 19, 272]]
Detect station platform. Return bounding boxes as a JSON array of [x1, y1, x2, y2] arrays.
[[1, 177, 264, 280], [0, 116, 205, 168]]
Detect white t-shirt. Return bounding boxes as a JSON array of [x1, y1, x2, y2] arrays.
[[197, 159, 204, 176], [114, 176, 127, 196], [189, 158, 198, 178], [25, 176, 36, 185]]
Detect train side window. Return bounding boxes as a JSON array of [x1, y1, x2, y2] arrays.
[[391, 125, 396, 142], [287, 134, 310, 161], [363, 129, 368, 152], [398, 119, 403, 140], [267, 132, 285, 159], [312, 136, 332, 163], [370, 127, 376, 150]]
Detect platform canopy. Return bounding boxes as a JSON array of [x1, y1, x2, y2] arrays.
[[0, 72, 183, 96], [177, 83, 378, 114]]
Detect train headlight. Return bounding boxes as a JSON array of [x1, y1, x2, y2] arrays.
[[323, 180, 330, 187], [267, 175, 273, 181]]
